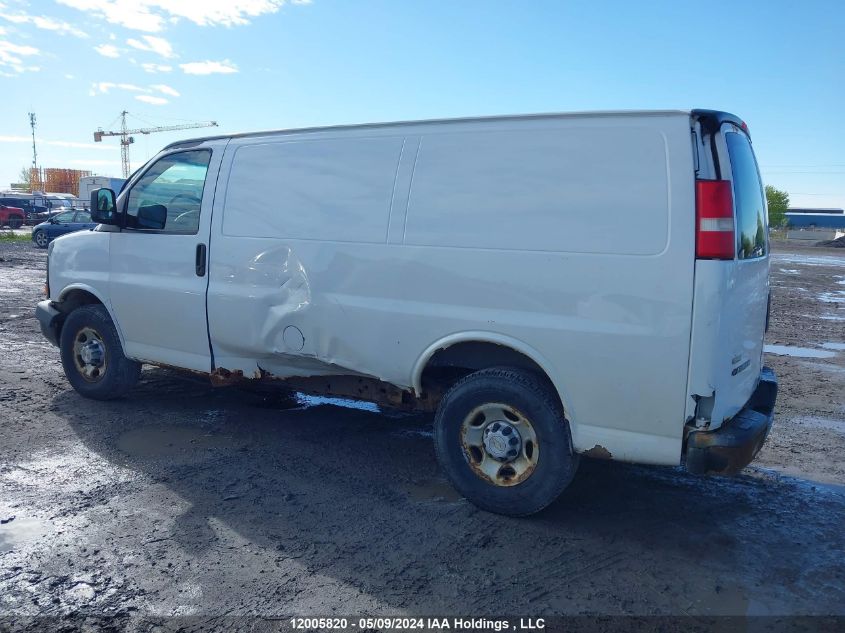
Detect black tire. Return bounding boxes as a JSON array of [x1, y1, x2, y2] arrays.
[[59, 304, 141, 400], [8, 216, 23, 229], [33, 230, 48, 248], [433, 367, 579, 516]]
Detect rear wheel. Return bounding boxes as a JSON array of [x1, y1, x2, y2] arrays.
[[59, 304, 141, 400], [33, 230, 48, 248], [8, 216, 23, 229], [433, 367, 579, 516]]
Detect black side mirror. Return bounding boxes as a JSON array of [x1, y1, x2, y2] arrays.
[[136, 204, 167, 230], [91, 188, 119, 225]]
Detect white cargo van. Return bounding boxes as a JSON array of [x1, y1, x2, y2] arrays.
[[36, 110, 777, 516]]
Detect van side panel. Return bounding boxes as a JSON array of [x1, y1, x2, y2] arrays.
[[207, 113, 696, 466], [222, 137, 405, 243], [405, 127, 669, 255]]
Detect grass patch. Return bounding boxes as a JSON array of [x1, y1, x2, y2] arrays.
[[0, 231, 31, 242]]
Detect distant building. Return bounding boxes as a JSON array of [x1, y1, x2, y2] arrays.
[[786, 210, 845, 229]]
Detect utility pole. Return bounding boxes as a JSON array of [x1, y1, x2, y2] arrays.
[[28, 111, 39, 191]]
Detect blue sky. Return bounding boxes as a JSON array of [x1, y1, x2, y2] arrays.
[[1, 0, 843, 209]]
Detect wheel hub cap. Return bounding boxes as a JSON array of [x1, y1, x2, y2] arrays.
[[80, 340, 104, 366], [460, 403, 539, 487], [72, 327, 108, 382], [483, 421, 522, 462]]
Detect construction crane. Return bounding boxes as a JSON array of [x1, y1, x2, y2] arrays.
[[94, 111, 218, 177]]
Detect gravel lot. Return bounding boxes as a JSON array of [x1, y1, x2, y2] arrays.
[[0, 239, 843, 625]]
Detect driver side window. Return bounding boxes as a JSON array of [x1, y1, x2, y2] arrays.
[[126, 149, 211, 234]]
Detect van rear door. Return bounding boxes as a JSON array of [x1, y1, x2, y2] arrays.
[[688, 116, 770, 429]]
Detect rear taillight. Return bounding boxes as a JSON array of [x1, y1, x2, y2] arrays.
[[696, 179, 735, 260]]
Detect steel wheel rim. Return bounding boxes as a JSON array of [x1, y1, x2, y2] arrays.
[[72, 326, 107, 382], [460, 402, 539, 487]]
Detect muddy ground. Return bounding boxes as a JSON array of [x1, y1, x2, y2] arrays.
[[0, 240, 843, 626]]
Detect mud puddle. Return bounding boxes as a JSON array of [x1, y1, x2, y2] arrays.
[[763, 344, 836, 358], [404, 479, 463, 503], [298, 394, 380, 413], [116, 426, 235, 461], [819, 291, 845, 304], [0, 514, 50, 553], [821, 342, 845, 350], [771, 253, 845, 268]]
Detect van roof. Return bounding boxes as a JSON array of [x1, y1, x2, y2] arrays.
[[164, 109, 696, 150]]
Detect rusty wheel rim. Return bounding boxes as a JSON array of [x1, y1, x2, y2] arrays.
[[72, 326, 107, 382], [460, 403, 539, 487]]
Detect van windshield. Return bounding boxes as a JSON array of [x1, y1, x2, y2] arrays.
[[726, 132, 767, 259]]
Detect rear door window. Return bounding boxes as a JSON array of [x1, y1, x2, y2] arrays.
[[726, 132, 767, 259]]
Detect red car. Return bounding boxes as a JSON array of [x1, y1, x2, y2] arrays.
[[0, 204, 25, 229]]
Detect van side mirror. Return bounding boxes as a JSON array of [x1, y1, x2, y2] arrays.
[[91, 188, 118, 225], [136, 204, 167, 230]]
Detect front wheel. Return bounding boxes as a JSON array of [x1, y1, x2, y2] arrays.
[[59, 304, 141, 400], [8, 216, 23, 229], [433, 367, 579, 516], [33, 230, 48, 248]]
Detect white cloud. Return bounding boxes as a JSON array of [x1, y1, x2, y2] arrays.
[[126, 34, 174, 58], [0, 11, 88, 38], [94, 43, 120, 57], [135, 94, 168, 105], [56, 0, 164, 32], [89, 81, 181, 101], [0, 136, 112, 151], [92, 81, 147, 94], [65, 73, 75, 79], [152, 83, 179, 96], [0, 40, 40, 74], [57, 0, 308, 32], [180, 59, 237, 75], [141, 62, 172, 73]]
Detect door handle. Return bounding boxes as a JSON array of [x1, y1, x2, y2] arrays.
[[195, 243, 207, 277]]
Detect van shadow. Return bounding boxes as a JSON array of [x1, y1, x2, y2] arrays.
[[53, 368, 843, 614]]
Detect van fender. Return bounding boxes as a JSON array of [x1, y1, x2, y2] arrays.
[[410, 330, 576, 427], [56, 283, 127, 350]]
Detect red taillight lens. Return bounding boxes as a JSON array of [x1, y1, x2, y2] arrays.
[[696, 179, 735, 260]]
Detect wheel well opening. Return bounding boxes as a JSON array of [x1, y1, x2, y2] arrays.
[[420, 341, 561, 410], [58, 289, 103, 315]]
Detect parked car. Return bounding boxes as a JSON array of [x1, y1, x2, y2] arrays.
[[35, 109, 777, 516], [29, 197, 76, 222], [31, 210, 96, 248], [0, 204, 25, 229], [0, 194, 47, 222]]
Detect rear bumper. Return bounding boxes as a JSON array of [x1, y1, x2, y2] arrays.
[[36, 299, 63, 347], [685, 367, 777, 475]]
